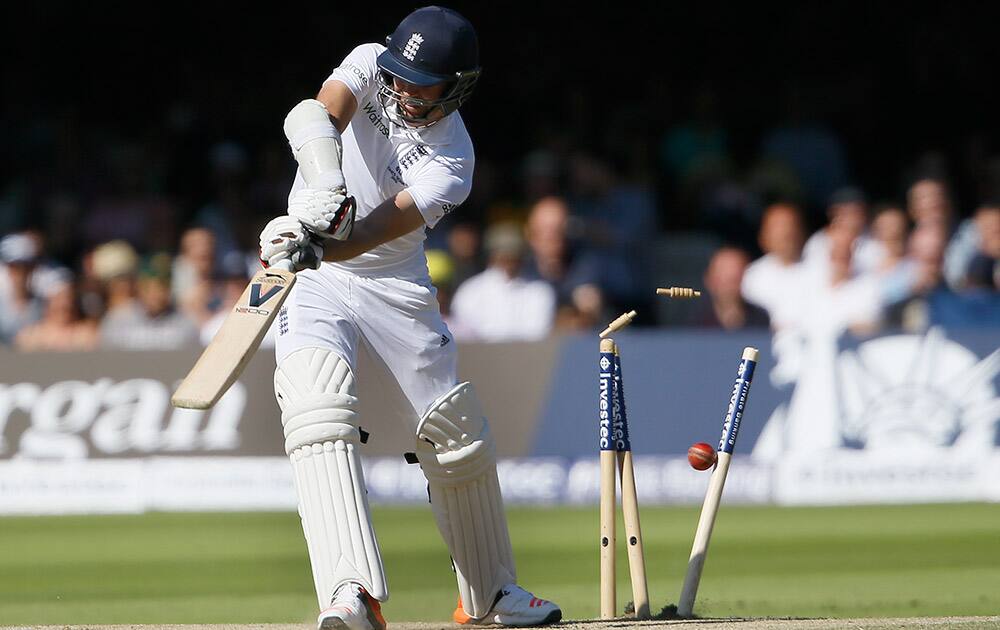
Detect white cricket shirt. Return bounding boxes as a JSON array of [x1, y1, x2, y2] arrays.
[[741, 254, 807, 330], [289, 43, 475, 281], [450, 267, 556, 342]]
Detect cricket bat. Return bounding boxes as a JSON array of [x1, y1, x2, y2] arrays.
[[171, 262, 296, 409]]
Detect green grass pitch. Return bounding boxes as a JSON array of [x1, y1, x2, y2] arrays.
[[1, 503, 998, 624]]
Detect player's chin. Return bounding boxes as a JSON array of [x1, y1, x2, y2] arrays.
[[405, 110, 445, 128], [403, 109, 431, 123]]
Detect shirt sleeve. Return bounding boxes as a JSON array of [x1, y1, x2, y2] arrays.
[[325, 43, 382, 104], [406, 153, 474, 229]]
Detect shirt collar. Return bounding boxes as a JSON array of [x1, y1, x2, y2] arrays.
[[389, 110, 459, 147]]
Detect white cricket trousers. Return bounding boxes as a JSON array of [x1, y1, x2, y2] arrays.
[[274, 264, 457, 428]]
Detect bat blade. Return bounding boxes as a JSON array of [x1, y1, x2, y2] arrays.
[[171, 267, 296, 409]]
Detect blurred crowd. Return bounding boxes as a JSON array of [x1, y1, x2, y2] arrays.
[[2, 107, 999, 351]]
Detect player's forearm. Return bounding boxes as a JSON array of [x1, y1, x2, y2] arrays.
[[320, 219, 386, 261]]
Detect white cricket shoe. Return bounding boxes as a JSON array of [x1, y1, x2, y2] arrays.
[[453, 584, 562, 627], [317, 583, 386, 630]]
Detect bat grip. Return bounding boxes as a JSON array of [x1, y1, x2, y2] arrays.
[[273, 259, 295, 272]]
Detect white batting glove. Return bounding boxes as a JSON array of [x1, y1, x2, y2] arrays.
[[287, 188, 356, 241], [259, 216, 323, 271]]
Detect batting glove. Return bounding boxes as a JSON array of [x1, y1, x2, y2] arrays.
[[287, 187, 356, 241], [259, 215, 323, 271]]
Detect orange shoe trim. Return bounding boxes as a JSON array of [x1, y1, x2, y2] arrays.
[[359, 587, 387, 630], [453, 596, 474, 624]]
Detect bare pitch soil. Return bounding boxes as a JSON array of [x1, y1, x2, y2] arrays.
[[10, 619, 1000, 630]]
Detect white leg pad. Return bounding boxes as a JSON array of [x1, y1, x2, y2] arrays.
[[283, 99, 346, 191], [415, 382, 516, 619], [275, 347, 387, 606]]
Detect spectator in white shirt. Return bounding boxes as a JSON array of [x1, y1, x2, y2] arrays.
[[741, 202, 807, 330], [450, 223, 556, 342], [798, 223, 883, 337], [802, 186, 884, 273]]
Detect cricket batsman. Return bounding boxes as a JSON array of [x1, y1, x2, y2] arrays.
[[257, 6, 562, 629]]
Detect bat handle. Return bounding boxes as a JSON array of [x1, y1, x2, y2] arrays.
[[272, 259, 295, 272]]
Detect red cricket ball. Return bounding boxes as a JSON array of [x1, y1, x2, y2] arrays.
[[688, 442, 717, 471]]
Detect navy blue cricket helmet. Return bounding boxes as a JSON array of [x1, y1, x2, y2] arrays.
[[376, 6, 481, 127]]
